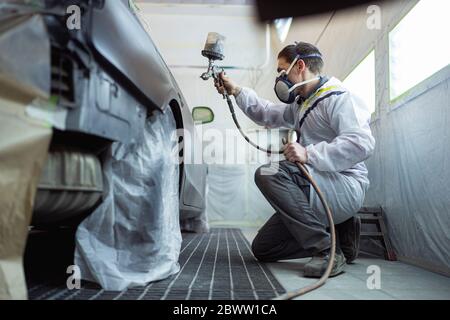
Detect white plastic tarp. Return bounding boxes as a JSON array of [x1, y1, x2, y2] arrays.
[[75, 108, 182, 291]]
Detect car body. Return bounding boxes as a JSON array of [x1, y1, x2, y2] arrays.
[[0, 0, 208, 227]]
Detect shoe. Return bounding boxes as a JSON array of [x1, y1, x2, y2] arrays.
[[303, 250, 346, 278], [336, 216, 361, 264]]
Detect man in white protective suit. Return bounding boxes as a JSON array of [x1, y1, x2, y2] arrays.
[[214, 42, 375, 278]]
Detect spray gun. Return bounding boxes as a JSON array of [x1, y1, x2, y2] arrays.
[[200, 32, 227, 98], [200, 33, 337, 300], [200, 32, 283, 154]]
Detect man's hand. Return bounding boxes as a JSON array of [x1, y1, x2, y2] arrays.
[[284, 143, 308, 164], [214, 72, 241, 97]]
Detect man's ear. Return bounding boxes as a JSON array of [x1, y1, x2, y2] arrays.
[[297, 59, 306, 73]]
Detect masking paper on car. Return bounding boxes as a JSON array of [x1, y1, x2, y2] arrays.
[[0, 95, 52, 300], [0, 13, 52, 299], [75, 107, 182, 291]]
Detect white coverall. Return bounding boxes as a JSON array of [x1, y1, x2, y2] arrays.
[[235, 77, 376, 224]]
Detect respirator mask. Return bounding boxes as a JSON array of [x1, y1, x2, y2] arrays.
[[274, 53, 323, 104]]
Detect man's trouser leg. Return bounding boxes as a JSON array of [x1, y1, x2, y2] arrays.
[[251, 161, 330, 262]]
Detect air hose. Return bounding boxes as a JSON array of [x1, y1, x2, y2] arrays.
[[224, 93, 336, 300]]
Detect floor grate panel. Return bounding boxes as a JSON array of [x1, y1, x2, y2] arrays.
[[27, 228, 285, 300]]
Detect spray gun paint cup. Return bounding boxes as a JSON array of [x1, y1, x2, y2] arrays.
[[201, 32, 226, 61]]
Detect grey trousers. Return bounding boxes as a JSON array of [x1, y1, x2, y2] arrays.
[[251, 161, 332, 262]]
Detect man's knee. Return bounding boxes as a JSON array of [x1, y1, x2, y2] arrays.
[[251, 235, 277, 262], [250, 238, 263, 260], [254, 165, 270, 190], [251, 240, 268, 262], [254, 163, 286, 191]]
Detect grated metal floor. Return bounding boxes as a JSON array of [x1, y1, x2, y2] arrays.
[[27, 228, 285, 300], [240, 228, 450, 300]]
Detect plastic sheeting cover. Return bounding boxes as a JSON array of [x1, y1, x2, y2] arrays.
[[204, 130, 286, 226], [364, 75, 450, 273], [75, 107, 182, 291], [206, 164, 274, 226]]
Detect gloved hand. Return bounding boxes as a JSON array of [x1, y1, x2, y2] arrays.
[[284, 142, 308, 164], [214, 72, 242, 97]]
